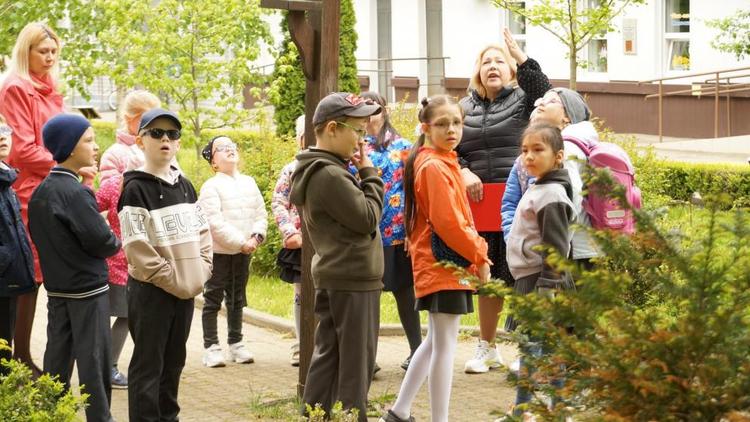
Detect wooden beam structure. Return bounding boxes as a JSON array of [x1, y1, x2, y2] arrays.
[[260, 0, 340, 399]]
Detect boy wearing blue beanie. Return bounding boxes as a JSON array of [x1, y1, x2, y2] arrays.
[[29, 113, 121, 422]]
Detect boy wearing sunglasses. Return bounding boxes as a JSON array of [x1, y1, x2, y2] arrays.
[[117, 108, 212, 421], [197, 135, 267, 368], [290, 92, 384, 420]]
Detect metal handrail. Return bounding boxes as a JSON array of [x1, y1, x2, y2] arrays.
[[638, 65, 750, 83], [643, 83, 750, 99], [637, 65, 750, 141]]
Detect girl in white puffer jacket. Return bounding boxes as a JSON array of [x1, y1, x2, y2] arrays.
[[198, 135, 268, 368]]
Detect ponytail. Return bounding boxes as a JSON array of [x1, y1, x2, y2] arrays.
[[404, 95, 462, 235]]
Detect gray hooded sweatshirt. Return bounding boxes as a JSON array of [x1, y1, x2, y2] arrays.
[[506, 168, 575, 287]]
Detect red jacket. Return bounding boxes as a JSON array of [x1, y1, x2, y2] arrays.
[[0, 73, 64, 281], [409, 147, 489, 298]]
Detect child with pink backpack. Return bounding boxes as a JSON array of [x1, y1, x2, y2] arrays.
[[502, 87, 641, 270]]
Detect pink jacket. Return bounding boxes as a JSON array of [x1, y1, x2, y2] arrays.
[[0, 73, 64, 282], [95, 174, 128, 286], [99, 131, 144, 186]]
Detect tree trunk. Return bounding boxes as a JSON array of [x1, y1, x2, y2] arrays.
[[569, 43, 577, 90]]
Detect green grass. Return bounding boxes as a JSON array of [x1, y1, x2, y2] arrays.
[[246, 274, 486, 327]]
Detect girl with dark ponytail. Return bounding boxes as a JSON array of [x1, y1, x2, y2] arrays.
[[380, 95, 491, 422]]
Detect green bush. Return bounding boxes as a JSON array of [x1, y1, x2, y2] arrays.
[[0, 341, 87, 421], [599, 125, 750, 210], [495, 188, 750, 420]]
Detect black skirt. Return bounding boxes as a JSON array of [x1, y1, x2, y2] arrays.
[[416, 290, 474, 315], [276, 248, 301, 284], [382, 244, 413, 292], [480, 231, 515, 287]]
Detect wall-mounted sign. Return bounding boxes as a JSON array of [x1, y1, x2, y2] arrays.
[[623, 18, 637, 55]]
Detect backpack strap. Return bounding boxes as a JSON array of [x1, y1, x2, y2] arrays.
[[563, 135, 592, 157]]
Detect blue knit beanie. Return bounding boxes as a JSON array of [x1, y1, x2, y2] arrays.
[[43, 114, 91, 163]]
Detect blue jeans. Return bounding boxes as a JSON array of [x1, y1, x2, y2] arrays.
[[513, 341, 565, 416]]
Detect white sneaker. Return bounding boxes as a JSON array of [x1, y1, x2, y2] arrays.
[[203, 344, 226, 368], [228, 342, 255, 364], [509, 358, 521, 373], [464, 340, 503, 374]]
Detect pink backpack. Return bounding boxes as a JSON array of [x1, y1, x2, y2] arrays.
[[564, 136, 642, 234]]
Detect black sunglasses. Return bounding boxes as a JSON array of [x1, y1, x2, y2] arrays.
[[141, 128, 181, 141]]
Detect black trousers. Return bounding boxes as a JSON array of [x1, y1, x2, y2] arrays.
[[127, 279, 193, 422], [202, 253, 249, 348], [302, 288, 380, 422], [44, 294, 112, 422], [0, 296, 16, 375]]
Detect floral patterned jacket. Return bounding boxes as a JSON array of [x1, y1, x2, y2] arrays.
[[351, 132, 412, 247], [271, 160, 301, 247]]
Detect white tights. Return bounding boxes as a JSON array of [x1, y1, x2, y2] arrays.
[[390, 312, 461, 422]]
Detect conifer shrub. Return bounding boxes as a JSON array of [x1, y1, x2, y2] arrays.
[[0, 341, 87, 421], [489, 168, 750, 420]]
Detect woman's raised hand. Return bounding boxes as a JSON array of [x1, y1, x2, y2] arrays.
[[503, 28, 527, 65]]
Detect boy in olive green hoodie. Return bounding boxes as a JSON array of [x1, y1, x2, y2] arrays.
[[290, 92, 383, 421]]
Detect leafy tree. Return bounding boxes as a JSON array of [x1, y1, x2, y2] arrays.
[[492, 0, 645, 89], [0, 0, 101, 97], [268, 14, 306, 138], [708, 9, 750, 60], [269, 0, 360, 137], [84, 0, 271, 151]]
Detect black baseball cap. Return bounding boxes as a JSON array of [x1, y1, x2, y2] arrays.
[[139, 108, 182, 131], [312, 92, 382, 127]]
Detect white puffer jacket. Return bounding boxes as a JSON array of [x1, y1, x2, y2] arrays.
[[198, 172, 268, 254]]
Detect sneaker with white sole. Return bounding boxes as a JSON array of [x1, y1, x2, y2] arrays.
[[464, 340, 503, 374], [203, 344, 226, 368], [228, 342, 254, 364], [290, 343, 300, 367]]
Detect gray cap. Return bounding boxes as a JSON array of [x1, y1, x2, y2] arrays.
[[552, 88, 590, 124], [312, 92, 382, 127], [138, 108, 182, 131]]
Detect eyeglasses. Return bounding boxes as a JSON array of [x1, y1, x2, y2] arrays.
[[0, 125, 12, 137], [534, 96, 562, 107], [141, 128, 181, 141], [214, 142, 237, 153], [336, 121, 367, 138]]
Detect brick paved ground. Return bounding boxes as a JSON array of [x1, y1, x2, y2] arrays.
[[29, 289, 517, 421]]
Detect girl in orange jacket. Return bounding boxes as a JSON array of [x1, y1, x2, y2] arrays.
[[380, 95, 491, 422]]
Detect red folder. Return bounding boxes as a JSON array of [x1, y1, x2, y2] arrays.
[[468, 183, 505, 232]]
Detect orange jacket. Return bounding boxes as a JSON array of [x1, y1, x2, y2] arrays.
[[409, 147, 489, 298]]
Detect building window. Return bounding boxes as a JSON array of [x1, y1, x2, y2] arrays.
[[665, 0, 690, 71], [585, 0, 607, 72], [506, 2, 526, 51], [588, 39, 608, 72]]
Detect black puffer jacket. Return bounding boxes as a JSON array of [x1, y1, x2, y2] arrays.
[[458, 58, 551, 183], [0, 165, 35, 297]]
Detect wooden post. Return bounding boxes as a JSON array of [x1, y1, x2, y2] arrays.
[[260, 0, 341, 400]]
